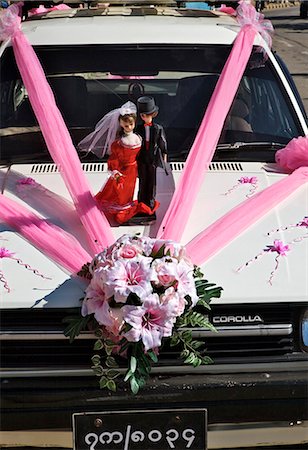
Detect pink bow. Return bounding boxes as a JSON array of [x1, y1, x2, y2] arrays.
[[0, 3, 21, 41], [236, 1, 274, 50]]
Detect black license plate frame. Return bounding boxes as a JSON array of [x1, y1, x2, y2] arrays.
[[73, 408, 207, 450]]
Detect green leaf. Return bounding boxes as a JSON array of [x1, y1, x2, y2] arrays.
[[104, 344, 114, 356], [124, 369, 133, 382], [181, 349, 190, 359], [106, 380, 117, 392], [170, 334, 180, 347], [196, 299, 212, 310], [147, 350, 158, 363], [181, 329, 192, 342], [92, 365, 104, 376], [63, 314, 91, 343], [191, 340, 204, 350], [192, 357, 202, 368], [130, 376, 140, 395], [130, 356, 137, 373], [184, 353, 196, 365], [99, 376, 108, 389], [93, 339, 104, 351], [106, 369, 120, 380], [91, 354, 101, 366], [201, 355, 214, 364], [106, 356, 118, 368], [95, 328, 103, 338]]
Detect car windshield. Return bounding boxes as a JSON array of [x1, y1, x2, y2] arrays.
[[0, 44, 302, 164]]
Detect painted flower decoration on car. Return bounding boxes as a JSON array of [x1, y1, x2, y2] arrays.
[[64, 234, 222, 394]]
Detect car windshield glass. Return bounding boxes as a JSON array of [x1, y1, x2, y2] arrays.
[[0, 44, 302, 164]]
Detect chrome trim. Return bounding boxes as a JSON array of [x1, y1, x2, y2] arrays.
[[191, 324, 293, 337], [1, 360, 308, 378], [1, 421, 307, 449], [0, 324, 293, 340]]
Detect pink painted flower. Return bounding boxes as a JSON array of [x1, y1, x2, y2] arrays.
[[16, 177, 37, 186], [267, 240, 290, 256], [123, 294, 175, 351], [0, 247, 14, 258], [103, 258, 157, 303], [299, 217, 308, 227], [239, 176, 257, 184]]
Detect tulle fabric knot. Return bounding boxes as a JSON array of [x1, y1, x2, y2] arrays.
[[275, 136, 308, 173], [236, 0, 274, 50], [0, 3, 21, 41]]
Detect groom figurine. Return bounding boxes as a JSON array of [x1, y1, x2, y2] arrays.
[[134, 96, 168, 222]]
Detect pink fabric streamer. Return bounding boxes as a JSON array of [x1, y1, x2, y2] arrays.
[[158, 3, 263, 241], [28, 4, 71, 17], [186, 167, 308, 265], [0, 5, 114, 255], [219, 6, 236, 15], [275, 136, 308, 173], [0, 194, 92, 274], [13, 174, 93, 254]]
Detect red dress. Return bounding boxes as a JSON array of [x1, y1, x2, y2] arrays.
[[95, 135, 159, 224]]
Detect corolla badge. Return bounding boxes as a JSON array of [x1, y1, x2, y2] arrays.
[[213, 315, 264, 324]]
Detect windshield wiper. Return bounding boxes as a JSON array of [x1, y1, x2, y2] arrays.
[[216, 142, 286, 151]]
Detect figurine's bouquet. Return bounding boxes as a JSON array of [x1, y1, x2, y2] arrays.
[[65, 234, 222, 394]]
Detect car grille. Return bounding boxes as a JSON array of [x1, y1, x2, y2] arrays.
[[0, 304, 303, 371]]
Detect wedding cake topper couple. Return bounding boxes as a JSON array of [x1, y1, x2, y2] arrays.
[[78, 96, 168, 225]]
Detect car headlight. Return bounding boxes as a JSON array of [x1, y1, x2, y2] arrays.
[[301, 309, 308, 352]]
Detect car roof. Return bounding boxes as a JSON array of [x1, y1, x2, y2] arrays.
[[19, 6, 259, 46]]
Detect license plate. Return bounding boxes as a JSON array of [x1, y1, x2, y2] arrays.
[[73, 408, 207, 450]]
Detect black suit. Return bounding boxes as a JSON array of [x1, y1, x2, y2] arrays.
[[136, 122, 168, 209]]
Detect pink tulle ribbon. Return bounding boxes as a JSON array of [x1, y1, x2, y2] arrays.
[[0, 194, 92, 274], [28, 4, 71, 17], [0, 246, 51, 292], [236, 0, 274, 50], [0, 3, 20, 41], [275, 136, 308, 173], [186, 167, 308, 265], [0, 4, 114, 255]]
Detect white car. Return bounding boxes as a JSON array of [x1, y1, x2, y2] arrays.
[[0, 2, 307, 450]]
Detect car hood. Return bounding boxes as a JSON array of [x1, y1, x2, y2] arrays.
[[0, 160, 307, 308]]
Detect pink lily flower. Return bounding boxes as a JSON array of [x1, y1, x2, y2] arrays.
[[103, 258, 157, 303], [123, 294, 176, 351]]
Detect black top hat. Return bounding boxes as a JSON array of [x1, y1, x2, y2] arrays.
[[137, 96, 159, 115]]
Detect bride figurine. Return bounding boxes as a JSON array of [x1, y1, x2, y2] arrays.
[[78, 101, 159, 224]]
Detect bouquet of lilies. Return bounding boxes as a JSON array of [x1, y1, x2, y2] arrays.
[[65, 234, 222, 394]]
